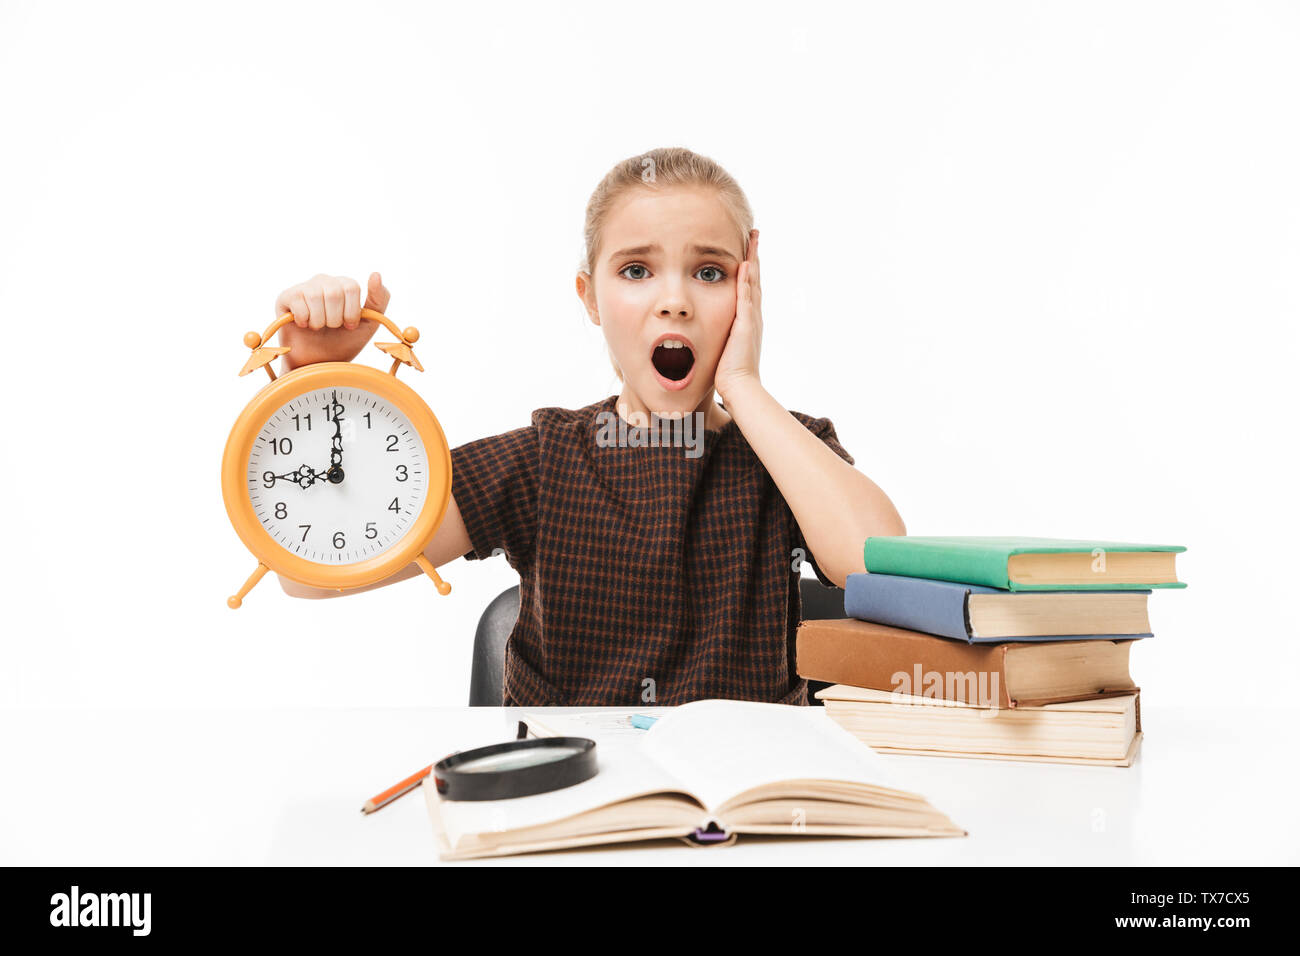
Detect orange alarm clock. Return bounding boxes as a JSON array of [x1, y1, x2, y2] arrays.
[[222, 308, 452, 608]]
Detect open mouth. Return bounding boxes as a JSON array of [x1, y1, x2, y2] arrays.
[[651, 337, 695, 383]]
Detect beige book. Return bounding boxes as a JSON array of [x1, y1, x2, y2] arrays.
[[967, 590, 1151, 639], [817, 685, 1142, 767], [422, 700, 965, 860]]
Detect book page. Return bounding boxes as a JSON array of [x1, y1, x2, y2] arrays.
[[640, 700, 913, 812], [432, 739, 703, 848], [520, 708, 671, 746]]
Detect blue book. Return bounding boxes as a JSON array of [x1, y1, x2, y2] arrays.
[[844, 573, 1154, 644]]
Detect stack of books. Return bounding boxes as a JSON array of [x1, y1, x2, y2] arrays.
[[797, 537, 1186, 766]]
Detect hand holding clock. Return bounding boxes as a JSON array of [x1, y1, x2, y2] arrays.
[[227, 284, 455, 604], [275, 272, 392, 372]]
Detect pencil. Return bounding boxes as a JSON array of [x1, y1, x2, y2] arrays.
[[361, 764, 433, 814]]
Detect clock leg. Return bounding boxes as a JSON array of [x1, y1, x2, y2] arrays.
[[413, 554, 452, 596], [228, 562, 270, 609]]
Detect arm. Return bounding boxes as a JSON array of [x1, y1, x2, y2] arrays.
[[278, 492, 473, 599], [719, 379, 905, 590], [714, 230, 903, 590]]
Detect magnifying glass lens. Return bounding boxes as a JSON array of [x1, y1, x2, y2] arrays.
[[434, 737, 598, 800], [457, 745, 584, 773]]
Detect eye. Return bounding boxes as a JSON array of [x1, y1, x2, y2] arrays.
[[618, 263, 650, 280], [695, 265, 727, 283]]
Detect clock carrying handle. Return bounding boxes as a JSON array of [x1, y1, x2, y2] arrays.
[[239, 307, 424, 380]]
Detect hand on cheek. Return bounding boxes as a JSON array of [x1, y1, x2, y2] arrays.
[[715, 229, 762, 401]]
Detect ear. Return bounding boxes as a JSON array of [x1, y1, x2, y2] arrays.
[[575, 272, 600, 326]]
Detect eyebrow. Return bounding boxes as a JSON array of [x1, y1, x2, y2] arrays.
[[609, 243, 739, 264]]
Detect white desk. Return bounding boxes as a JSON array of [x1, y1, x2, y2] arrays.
[[2, 705, 1295, 865]]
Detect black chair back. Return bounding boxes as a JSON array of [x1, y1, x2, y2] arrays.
[[467, 586, 519, 706]]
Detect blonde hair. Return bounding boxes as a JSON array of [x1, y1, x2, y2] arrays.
[[581, 146, 754, 382]]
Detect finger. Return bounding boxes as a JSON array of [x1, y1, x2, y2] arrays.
[[341, 276, 362, 330], [305, 283, 327, 330], [322, 277, 346, 329], [365, 271, 391, 312], [277, 287, 312, 328], [749, 229, 760, 290], [291, 290, 311, 327]]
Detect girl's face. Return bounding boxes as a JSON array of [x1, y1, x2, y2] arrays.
[[578, 185, 744, 426]]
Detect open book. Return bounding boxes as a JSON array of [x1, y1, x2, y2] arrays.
[[422, 700, 965, 860]]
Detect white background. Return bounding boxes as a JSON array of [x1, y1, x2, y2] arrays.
[[1, 0, 1296, 714]]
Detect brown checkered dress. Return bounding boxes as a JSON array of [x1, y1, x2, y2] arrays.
[[450, 394, 855, 707]]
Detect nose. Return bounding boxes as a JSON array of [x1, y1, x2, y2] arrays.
[[656, 294, 690, 320], [655, 274, 691, 320]]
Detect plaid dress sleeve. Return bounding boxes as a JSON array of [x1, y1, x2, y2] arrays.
[[788, 415, 857, 589], [449, 424, 540, 572]]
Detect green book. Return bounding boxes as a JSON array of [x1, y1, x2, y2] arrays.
[[862, 536, 1186, 591]]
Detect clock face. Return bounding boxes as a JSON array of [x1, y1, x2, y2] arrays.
[[245, 386, 430, 565]]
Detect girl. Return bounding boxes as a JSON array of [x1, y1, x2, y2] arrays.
[[275, 146, 905, 706]]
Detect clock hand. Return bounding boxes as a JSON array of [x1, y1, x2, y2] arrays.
[[264, 394, 345, 490], [326, 390, 345, 484], [267, 464, 325, 489]]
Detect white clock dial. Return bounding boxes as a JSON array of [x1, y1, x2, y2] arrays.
[[244, 387, 430, 565]]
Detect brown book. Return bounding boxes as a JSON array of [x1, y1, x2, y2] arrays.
[[797, 618, 1139, 709]]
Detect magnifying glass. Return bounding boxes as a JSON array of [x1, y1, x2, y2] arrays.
[[433, 737, 598, 801]]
